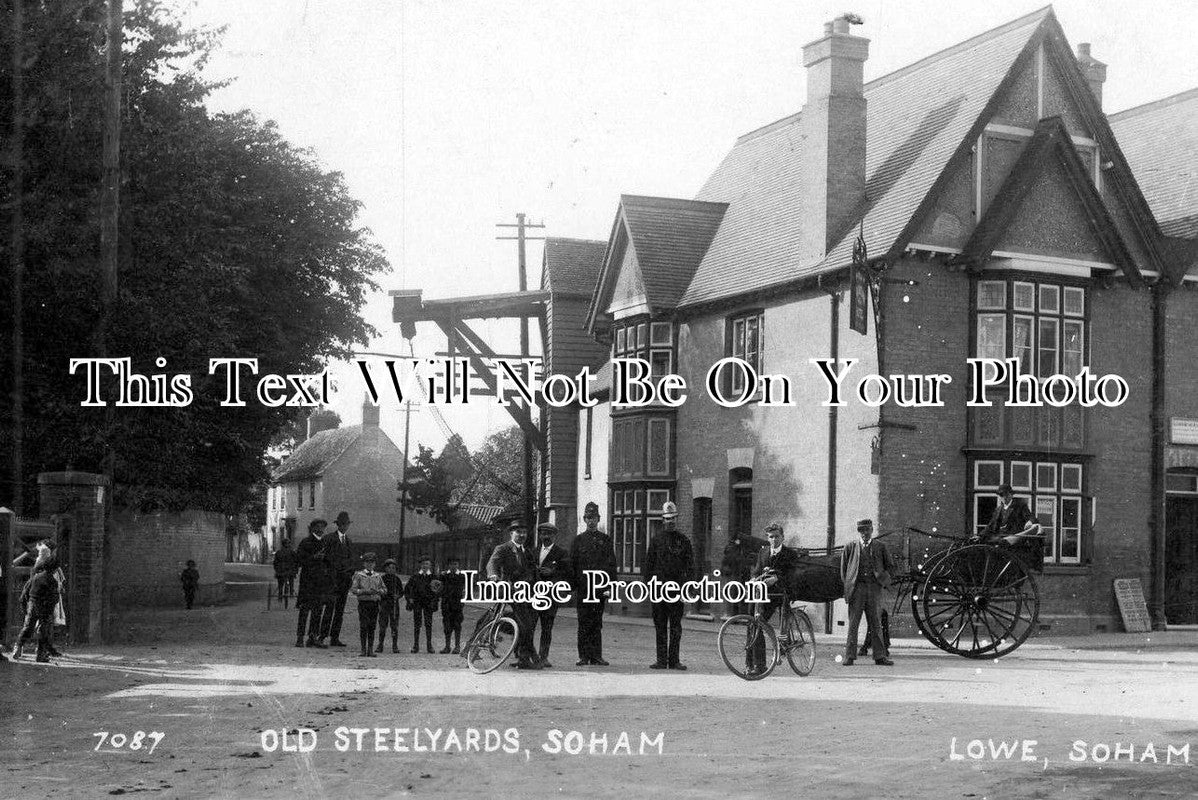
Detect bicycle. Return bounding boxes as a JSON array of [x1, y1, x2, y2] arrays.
[[717, 587, 816, 680], [460, 602, 520, 674]]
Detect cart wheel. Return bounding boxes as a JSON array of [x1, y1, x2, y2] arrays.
[[717, 615, 778, 680], [920, 543, 1039, 659], [464, 616, 518, 674], [782, 609, 816, 676]]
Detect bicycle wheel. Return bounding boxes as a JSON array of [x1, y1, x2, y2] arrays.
[[717, 615, 778, 681], [782, 608, 816, 676], [465, 616, 519, 674]]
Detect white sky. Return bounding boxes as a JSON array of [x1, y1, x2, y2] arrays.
[[176, 0, 1198, 455]]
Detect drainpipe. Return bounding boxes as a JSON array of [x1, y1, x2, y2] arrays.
[[826, 290, 840, 635], [1149, 279, 1168, 629]]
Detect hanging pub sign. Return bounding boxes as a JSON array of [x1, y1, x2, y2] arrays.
[[849, 233, 869, 336]]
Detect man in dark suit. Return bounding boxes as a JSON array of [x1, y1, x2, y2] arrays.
[[324, 511, 355, 647], [438, 557, 466, 654], [840, 518, 896, 666], [981, 483, 1044, 569], [569, 502, 616, 666], [530, 522, 569, 668], [295, 519, 333, 648], [643, 501, 694, 671], [747, 522, 803, 676], [486, 521, 540, 669]]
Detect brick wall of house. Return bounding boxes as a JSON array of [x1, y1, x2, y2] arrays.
[[879, 255, 1155, 634], [1165, 287, 1198, 424], [108, 508, 227, 607]]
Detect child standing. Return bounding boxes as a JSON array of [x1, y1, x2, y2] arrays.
[[376, 559, 404, 654], [13, 558, 58, 662], [405, 556, 438, 653], [181, 560, 199, 609], [438, 557, 466, 653], [349, 552, 386, 657]]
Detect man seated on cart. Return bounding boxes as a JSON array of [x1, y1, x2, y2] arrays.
[[977, 483, 1044, 567], [747, 522, 802, 678]]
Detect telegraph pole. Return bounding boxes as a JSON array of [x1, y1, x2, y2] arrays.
[[496, 213, 545, 534], [9, 0, 24, 513]]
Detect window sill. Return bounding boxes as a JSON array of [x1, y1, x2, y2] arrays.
[[962, 446, 1095, 458], [1042, 563, 1090, 575]]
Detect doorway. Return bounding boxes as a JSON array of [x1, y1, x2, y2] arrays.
[[1165, 495, 1198, 624]]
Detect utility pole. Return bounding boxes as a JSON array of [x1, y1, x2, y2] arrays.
[[496, 213, 545, 535], [8, 0, 24, 514]]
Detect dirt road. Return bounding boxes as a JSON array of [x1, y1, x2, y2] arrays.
[[3, 589, 1195, 799]]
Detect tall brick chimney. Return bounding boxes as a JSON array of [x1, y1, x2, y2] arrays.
[[1075, 43, 1107, 108], [798, 14, 869, 263], [361, 396, 380, 427]]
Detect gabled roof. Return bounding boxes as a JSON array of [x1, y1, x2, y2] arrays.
[[1109, 88, 1198, 240], [958, 116, 1140, 281], [587, 195, 728, 328], [540, 237, 607, 295], [272, 426, 364, 483], [683, 7, 1054, 307]]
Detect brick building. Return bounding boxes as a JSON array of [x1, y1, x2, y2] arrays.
[[572, 9, 1198, 632], [267, 399, 440, 552]]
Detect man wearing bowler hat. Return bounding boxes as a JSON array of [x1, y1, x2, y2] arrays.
[[840, 518, 895, 666], [643, 500, 694, 671], [487, 520, 540, 669], [569, 502, 616, 666], [530, 521, 569, 668], [324, 511, 355, 647]]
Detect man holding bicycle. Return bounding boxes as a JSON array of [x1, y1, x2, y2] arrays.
[[747, 522, 802, 678], [486, 521, 541, 670]]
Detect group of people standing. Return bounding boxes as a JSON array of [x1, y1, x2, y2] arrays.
[[288, 511, 468, 657]]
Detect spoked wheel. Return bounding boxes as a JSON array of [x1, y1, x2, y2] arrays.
[[464, 616, 519, 674], [919, 543, 1040, 659], [781, 608, 816, 676], [717, 615, 778, 680]]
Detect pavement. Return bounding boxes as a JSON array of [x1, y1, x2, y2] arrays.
[[6, 565, 1186, 798]]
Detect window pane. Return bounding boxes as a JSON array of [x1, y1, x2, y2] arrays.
[[636, 323, 648, 355], [647, 490, 668, 512], [747, 316, 760, 369], [1010, 462, 1032, 490], [974, 494, 997, 537], [633, 418, 645, 476], [1036, 463, 1056, 491], [975, 461, 1003, 489], [650, 349, 672, 379], [1061, 464, 1082, 493], [634, 489, 644, 512], [1013, 282, 1035, 311], [615, 328, 626, 355], [1010, 403, 1035, 444], [1063, 320, 1084, 376], [1167, 474, 1198, 493], [1013, 316, 1034, 373], [1036, 404, 1060, 447], [650, 322, 672, 345], [977, 314, 1006, 360], [633, 518, 644, 571], [1060, 498, 1081, 561], [1063, 287, 1085, 317], [1036, 497, 1057, 561], [647, 419, 670, 475], [1039, 285, 1060, 314], [1038, 318, 1059, 376], [978, 281, 1006, 310]]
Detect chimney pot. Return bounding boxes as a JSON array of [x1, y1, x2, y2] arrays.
[[1075, 42, 1107, 108], [832, 17, 851, 35]]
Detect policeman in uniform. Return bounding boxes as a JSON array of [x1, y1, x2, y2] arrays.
[[643, 501, 694, 671], [569, 502, 617, 666]]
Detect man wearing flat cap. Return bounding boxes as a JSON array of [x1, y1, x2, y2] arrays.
[[840, 518, 895, 666], [569, 502, 617, 666], [487, 521, 540, 669], [747, 522, 803, 676], [324, 510, 355, 647], [529, 522, 569, 668]]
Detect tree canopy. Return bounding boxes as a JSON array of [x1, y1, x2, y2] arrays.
[[0, 0, 388, 514]]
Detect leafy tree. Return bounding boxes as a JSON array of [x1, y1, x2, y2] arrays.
[[468, 425, 527, 508], [0, 0, 387, 514], [400, 434, 473, 526]]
